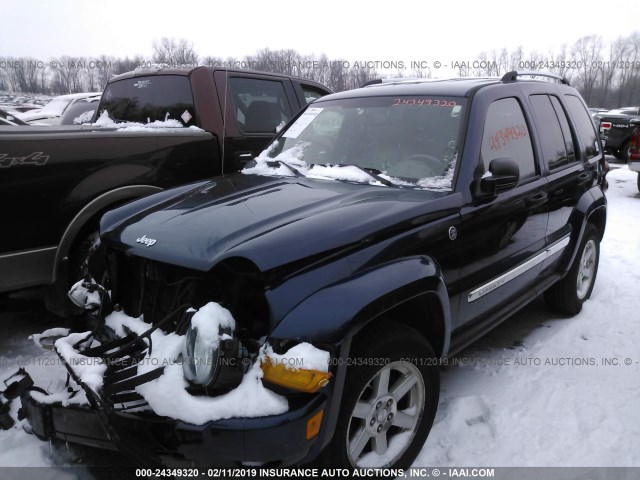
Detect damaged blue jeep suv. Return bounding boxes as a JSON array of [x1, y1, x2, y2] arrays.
[[18, 71, 607, 470]]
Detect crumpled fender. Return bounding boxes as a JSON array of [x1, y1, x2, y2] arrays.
[[271, 255, 451, 352]]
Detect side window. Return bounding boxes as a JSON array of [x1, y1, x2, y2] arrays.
[[481, 98, 536, 182], [301, 84, 328, 104], [228, 78, 292, 134], [529, 94, 574, 171], [564, 95, 601, 159], [549, 96, 576, 166]]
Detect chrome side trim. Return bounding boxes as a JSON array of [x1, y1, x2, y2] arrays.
[[468, 236, 571, 303]]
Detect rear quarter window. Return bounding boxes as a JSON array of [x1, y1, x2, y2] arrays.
[[564, 95, 601, 159], [529, 94, 577, 171]]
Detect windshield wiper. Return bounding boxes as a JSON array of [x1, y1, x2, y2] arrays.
[[273, 160, 306, 177], [341, 165, 397, 187]]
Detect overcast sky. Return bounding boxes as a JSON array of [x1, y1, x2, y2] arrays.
[[2, 0, 639, 64]]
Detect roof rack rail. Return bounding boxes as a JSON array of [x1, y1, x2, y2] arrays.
[[501, 70, 569, 86], [361, 77, 425, 88]]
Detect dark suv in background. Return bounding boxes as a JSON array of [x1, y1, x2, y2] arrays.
[[20, 71, 607, 470]]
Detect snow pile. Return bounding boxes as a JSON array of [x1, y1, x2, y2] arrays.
[[93, 110, 190, 132], [416, 154, 457, 190], [73, 110, 94, 124], [28, 327, 70, 349], [105, 309, 153, 337], [103, 302, 290, 424], [243, 140, 453, 190], [54, 333, 106, 392], [136, 332, 289, 424], [29, 387, 88, 407], [262, 342, 330, 372], [306, 164, 386, 185], [242, 141, 386, 186], [190, 302, 235, 350]]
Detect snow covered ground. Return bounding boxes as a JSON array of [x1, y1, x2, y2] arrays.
[[418, 163, 640, 468], [0, 161, 638, 476]]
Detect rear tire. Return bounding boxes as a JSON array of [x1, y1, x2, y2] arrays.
[[637, 173, 640, 193], [544, 224, 600, 315], [620, 142, 630, 162], [314, 322, 439, 469]]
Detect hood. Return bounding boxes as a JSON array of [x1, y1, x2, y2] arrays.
[[101, 173, 456, 272]]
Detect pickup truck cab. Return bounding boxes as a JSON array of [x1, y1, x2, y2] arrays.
[[598, 106, 640, 160], [0, 67, 331, 312], [19, 71, 607, 470]]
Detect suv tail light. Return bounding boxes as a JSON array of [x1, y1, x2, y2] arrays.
[[629, 127, 640, 161], [600, 121, 612, 130]]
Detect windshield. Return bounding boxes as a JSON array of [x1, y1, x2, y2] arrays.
[[243, 95, 466, 190], [99, 75, 196, 125], [40, 97, 73, 116]]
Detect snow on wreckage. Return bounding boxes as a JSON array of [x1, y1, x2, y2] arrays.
[[33, 291, 331, 424]]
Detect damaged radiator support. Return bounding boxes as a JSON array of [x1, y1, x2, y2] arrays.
[[58, 303, 192, 413]]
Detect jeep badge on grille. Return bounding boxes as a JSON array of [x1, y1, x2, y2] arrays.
[[136, 235, 157, 247]]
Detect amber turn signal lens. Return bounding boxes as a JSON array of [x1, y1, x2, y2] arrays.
[[306, 409, 324, 440], [260, 357, 332, 393]]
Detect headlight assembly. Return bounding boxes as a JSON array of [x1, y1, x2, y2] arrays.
[[182, 315, 248, 391]]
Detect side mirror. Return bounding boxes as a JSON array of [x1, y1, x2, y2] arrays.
[[480, 158, 519, 196]]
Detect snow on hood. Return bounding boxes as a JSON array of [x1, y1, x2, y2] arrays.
[[242, 140, 455, 191]]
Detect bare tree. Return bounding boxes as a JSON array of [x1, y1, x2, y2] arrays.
[[96, 55, 116, 89], [616, 33, 640, 106], [572, 35, 603, 104], [596, 38, 627, 106], [152, 37, 198, 66], [411, 66, 432, 79], [547, 44, 573, 84]]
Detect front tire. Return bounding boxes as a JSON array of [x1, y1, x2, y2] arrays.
[[316, 322, 439, 469], [69, 230, 105, 285], [545, 224, 600, 315]]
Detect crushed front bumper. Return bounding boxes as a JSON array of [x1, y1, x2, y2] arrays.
[[18, 324, 333, 467], [21, 386, 327, 466]]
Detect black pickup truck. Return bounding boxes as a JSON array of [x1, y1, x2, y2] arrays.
[[0, 67, 330, 313], [597, 106, 640, 160], [17, 71, 607, 470]]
